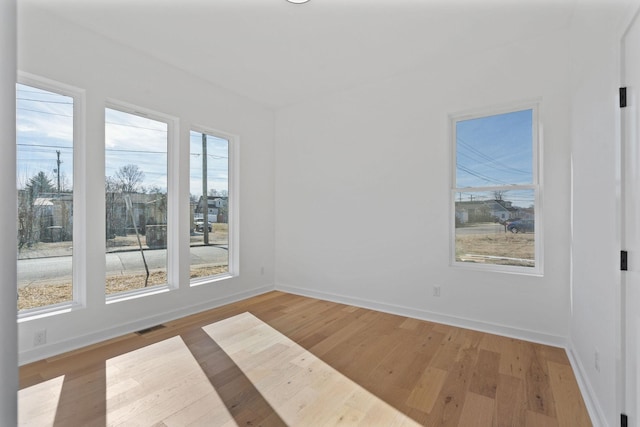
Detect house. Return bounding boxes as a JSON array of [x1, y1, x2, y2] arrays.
[[105, 191, 167, 237], [2, 0, 639, 425], [455, 199, 520, 224], [194, 195, 228, 223], [17, 191, 73, 245]]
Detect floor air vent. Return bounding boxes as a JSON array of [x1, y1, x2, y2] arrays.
[[135, 324, 166, 335]]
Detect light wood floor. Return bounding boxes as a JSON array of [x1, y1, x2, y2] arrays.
[[19, 291, 591, 426]]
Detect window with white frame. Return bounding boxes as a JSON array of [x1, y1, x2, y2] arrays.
[[452, 103, 540, 273], [105, 106, 170, 295], [16, 79, 81, 311], [189, 129, 231, 283]]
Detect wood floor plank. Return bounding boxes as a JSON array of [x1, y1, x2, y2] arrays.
[[525, 344, 557, 418], [469, 349, 500, 399], [425, 336, 480, 427], [406, 366, 448, 413], [525, 410, 559, 427], [495, 373, 526, 427], [547, 361, 592, 427], [18, 291, 591, 427], [499, 338, 532, 379], [457, 392, 495, 427], [430, 327, 464, 371], [307, 310, 377, 356], [365, 329, 427, 391]]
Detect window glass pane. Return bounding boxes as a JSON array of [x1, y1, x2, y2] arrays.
[[189, 131, 229, 281], [454, 190, 535, 268], [456, 109, 533, 187], [105, 108, 168, 295], [16, 83, 74, 310]]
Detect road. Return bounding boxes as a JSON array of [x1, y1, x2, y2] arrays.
[[17, 245, 228, 288]]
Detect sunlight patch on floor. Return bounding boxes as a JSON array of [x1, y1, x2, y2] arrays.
[[104, 336, 234, 426], [203, 312, 421, 426], [18, 375, 64, 427]]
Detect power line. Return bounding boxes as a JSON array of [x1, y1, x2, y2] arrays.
[[17, 107, 73, 118], [105, 148, 167, 154], [106, 121, 167, 132], [17, 143, 72, 150], [457, 136, 530, 175], [190, 153, 229, 159], [456, 151, 528, 178], [18, 143, 169, 156], [17, 144, 228, 158], [18, 108, 167, 133], [456, 163, 511, 186], [17, 97, 73, 105]]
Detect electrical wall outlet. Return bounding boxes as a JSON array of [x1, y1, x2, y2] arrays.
[[433, 286, 441, 297], [34, 329, 47, 346]]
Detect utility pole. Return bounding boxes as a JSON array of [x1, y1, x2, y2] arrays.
[[56, 150, 61, 194], [202, 133, 209, 245]]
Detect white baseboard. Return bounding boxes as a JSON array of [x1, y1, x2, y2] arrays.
[[566, 342, 609, 427], [275, 283, 567, 348], [18, 284, 275, 365]]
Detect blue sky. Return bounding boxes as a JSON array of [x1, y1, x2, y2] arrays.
[[17, 83, 228, 198], [189, 131, 229, 197], [16, 84, 74, 191], [455, 108, 534, 207], [105, 108, 168, 191]]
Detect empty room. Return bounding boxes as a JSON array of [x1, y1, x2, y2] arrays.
[[2, 0, 640, 426]]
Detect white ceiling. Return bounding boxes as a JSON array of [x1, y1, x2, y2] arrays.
[[26, 0, 579, 108]]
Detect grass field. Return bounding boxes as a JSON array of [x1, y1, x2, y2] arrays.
[[18, 265, 228, 311], [455, 231, 535, 267]]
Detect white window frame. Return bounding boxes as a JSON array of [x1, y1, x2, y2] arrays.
[[189, 125, 238, 287], [450, 100, 543, 276], [104, 100, 179, 304], [17, 72, 86, 320]]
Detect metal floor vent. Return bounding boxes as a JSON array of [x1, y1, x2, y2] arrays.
[[135, 324, 166, 335]]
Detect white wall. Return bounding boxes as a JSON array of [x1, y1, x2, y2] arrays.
[[17, 5, 275, 363], [569, 2, 639, 425], [275, 30, 573, 343], [1, 0, 18, 424]]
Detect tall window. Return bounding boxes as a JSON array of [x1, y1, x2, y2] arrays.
[[189, 130, 230, 282], [452, 104, 540, 273], [105, 107, 169, 295], [16, 82, 76, 311]]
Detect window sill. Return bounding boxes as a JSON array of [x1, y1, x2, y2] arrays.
[[18, 301, 83, 322], [106, 284, 171, 305], [190, 272, 234, 287], [451, 260, 543, 277]]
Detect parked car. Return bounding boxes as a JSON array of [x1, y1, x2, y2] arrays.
[[194, 219, 212, 232], [507, 219, 534, 233]]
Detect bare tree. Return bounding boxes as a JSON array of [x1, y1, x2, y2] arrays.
[[115, 164, 144, 193], [147, 185, 167, 225], [493, 190, 507, 201], [18, 172, 56, 249], [105, 176, 124, 238]]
